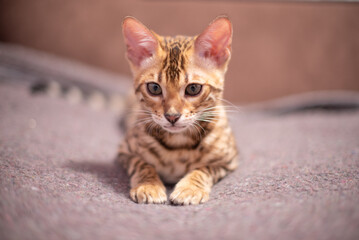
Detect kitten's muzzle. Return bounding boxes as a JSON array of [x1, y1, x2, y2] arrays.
[[164, 113, 181, 125]]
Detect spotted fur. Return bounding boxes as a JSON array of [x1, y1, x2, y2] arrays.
[[118, 16, 238, 205]]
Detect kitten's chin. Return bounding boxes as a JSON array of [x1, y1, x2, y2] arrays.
[[162, 125, 188, 134]]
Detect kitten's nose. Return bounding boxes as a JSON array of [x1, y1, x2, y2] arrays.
[[164, 113, 181, 124]]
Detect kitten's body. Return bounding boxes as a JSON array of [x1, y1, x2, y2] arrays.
[[118, 16, 238, 205]]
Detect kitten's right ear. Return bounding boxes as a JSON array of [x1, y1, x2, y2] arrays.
[[122, 17, 158, 67]]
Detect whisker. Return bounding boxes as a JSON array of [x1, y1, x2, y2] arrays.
[[129, 109, 153, 115], [197, 119, 216, 123], [128, 108, 152, 112], [198, 115, 218, 120], [216, 97, 242, 113], [134, 116, 153, 122], [192, 122, 203, 140], [197, 118, 217, 122], [134, 119, 153, 127], [201, 106, 240, 116], [194, 121, 206, 133], [146, 121, 157, 134], [199, 113, 220, 116], [202, 105, 238, 110]]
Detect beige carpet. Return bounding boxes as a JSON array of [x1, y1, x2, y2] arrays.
[[0, 44, 358, 240]]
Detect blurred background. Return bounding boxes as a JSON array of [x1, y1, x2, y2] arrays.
[[0, 0, 358, 104]]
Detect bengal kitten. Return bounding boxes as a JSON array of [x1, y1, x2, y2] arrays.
[[118, 16, 238, 205]]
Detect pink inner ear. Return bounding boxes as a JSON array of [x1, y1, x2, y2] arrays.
[[195, 17, 232, 66], [122, 17, 158, 66]]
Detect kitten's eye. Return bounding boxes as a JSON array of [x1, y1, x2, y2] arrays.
[[147, 82, 162, 96], [185, 84, 202, 96]]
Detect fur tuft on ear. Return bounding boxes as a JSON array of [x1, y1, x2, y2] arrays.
[[195, 16, 232, 67], [122, 17, 158, 66]]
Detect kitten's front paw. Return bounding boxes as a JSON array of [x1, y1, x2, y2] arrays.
[[130, 184, 167, 204], [170, 184, 209, 205]]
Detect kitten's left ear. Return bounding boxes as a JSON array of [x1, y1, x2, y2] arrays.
[[195, 16, 232, 67]]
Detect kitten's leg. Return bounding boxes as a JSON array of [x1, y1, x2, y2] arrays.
[[170, 166, 230, 205], [124, 155, 167, 204]]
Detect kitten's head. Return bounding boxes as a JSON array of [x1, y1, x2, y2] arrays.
[[122, 16, 232, 133]]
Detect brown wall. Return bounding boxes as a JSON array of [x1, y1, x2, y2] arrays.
[[1, 0, 358, 103]]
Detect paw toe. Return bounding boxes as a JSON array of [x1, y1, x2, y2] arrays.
[[170, 187, 209, 205], [130, 184, 167, 204]]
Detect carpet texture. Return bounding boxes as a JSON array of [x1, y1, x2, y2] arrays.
[[0, 44, 359, 240]]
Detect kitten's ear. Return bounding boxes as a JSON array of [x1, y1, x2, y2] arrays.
[[195, 16, 232, 67], [122, 17, 158, 67]]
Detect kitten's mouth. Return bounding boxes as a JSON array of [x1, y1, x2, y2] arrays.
[[163, 125, 187, 133]]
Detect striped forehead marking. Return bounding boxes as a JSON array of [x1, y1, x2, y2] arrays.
[[160, 36, 194, 85]]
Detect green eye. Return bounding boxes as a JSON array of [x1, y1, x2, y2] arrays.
[[185, 84, 202, 96], [147, 83, 162, 96]]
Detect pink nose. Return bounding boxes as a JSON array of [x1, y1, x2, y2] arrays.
[[164, 113, 181, 124]]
